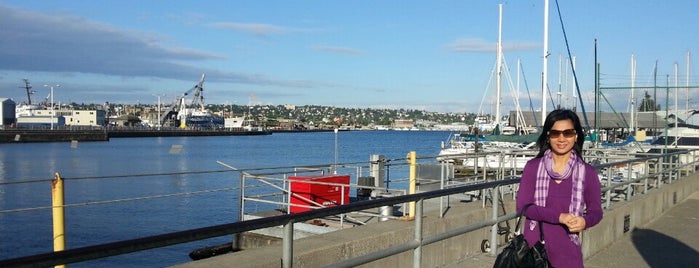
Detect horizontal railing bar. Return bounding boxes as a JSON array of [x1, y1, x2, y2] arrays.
[[327, 209, 519, 267], [0, 178, 519, 268]]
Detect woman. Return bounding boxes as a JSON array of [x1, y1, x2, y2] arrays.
[[516, 109, 603, 268]]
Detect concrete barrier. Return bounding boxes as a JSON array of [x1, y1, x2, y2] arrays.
[[171, 198, 501, 268], [581, 173, 699, 259], [171, 174, 699, 268]]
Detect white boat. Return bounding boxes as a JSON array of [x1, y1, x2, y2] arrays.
[[643, 111, 699, 166], [653, 111, 699, 148], [14, 79, 48, 118], [438, 132, 486, 159], [15, 103, 44, 117], [437, 130, 537, 170], [462, 149, 537, 170]]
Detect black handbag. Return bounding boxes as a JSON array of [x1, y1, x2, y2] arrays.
[[493, 204, 551, 268]]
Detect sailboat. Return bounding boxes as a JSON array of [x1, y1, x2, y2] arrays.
[[476, 3, 538, 146], [438, 3, 538, 169]]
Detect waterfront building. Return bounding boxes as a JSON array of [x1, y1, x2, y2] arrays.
[[0, 98, 16, 128], [30, 109, 106, 127], [16, 115, 66, 128]]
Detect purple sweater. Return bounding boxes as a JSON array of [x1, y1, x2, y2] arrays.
[[516, 156, 603, 268]]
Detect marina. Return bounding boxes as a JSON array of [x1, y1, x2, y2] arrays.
[[1, 129, 699, 267]]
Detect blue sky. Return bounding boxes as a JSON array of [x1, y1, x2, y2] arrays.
[[0, 0, 697, 113]]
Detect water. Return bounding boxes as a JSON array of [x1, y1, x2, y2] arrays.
[[0, 130, 452, 267]]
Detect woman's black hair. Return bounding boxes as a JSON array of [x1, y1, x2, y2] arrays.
[[535, 109, 585, 158]]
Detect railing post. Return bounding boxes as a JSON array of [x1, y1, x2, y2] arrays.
[[408, 151, 416, 219], [240, 173, 246, 221], [605, 167, 612, 208], [668, 156, 674, 184], [489, 186, 499, 256], [658, 157, 664, 187], [499, 152, 504, 180], [340, 185, 346, 228], [626, 163, 632, 201], [644, 159, 649, 194], [413, 198, 423, 268], [440, 162, 447, 218], [481, 160, 488, 208], [675, 155, 679, 182], [282, 221, 294, 268], [52, 173, 66, 268]]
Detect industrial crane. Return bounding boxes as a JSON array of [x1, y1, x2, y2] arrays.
[[159, 74, 207, 128]]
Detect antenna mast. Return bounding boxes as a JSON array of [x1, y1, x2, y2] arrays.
[[20, 79, 33, 104]]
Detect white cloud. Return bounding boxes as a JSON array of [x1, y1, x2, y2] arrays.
[[311, 45, 363, 55], [0, 4, 326, 89], [207, 22, 320, 38], [446, 38, 539, 53]]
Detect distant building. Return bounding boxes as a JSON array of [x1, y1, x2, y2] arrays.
[[507, 110, 680, 130], [16, 116, 65, 128], [393, 119, 414, 129], [0, 98, 16, 128], [30, 109, 106, 127]]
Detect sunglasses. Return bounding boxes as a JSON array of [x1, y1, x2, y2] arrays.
[[548, 129, 577, 138]]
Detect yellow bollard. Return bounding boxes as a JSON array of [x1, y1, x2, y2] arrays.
[[52, 173, 66, 268], [408, 151, 416, 220]]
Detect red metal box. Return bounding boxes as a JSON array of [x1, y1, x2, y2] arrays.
[[289, 175, 350, 213]]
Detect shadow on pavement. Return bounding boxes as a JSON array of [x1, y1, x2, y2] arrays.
[[631, 228, 699, 267]]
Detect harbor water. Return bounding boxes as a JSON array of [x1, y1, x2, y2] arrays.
[[0, 130, 451, 267]]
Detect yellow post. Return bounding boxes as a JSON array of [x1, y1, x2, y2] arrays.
[[52, 173, 66, 268], [408, 151, 416, 219]]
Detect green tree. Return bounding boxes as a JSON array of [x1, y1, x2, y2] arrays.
[[638, 91, 660, 111]]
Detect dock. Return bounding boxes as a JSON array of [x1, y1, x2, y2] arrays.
[[0, 129, 109, 143], [0, 128, 273, 143]]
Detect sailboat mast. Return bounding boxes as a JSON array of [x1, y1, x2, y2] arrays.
[[517, 58, 521, 132], [564, 57, 569, 108], [675, 62, 679, 129], [572, 56, 577, 111], [687, 51, 691, 111], [495, 3, 503, 129], [557, 54, 562, 109], [631, 54, 636, 132], [541, 0, 550, 124]]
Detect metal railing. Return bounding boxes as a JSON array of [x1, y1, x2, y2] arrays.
[[1, 148, 697, 267]]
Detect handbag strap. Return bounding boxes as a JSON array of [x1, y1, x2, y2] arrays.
[[514, 203, 535, 233], [517, 203, 546, 242]]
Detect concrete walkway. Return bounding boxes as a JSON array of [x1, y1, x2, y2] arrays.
[[585, 191, 699, 268], [447, 192, 699, 268]]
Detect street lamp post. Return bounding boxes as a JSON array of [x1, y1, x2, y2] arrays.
[[44, 84, 60, 130], [153, 94, 166, 130]]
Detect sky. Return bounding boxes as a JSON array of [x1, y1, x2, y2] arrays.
[[1, 0, 697, 114]]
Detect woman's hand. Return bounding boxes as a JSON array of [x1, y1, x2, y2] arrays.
[[559, 213, 587, 232]]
